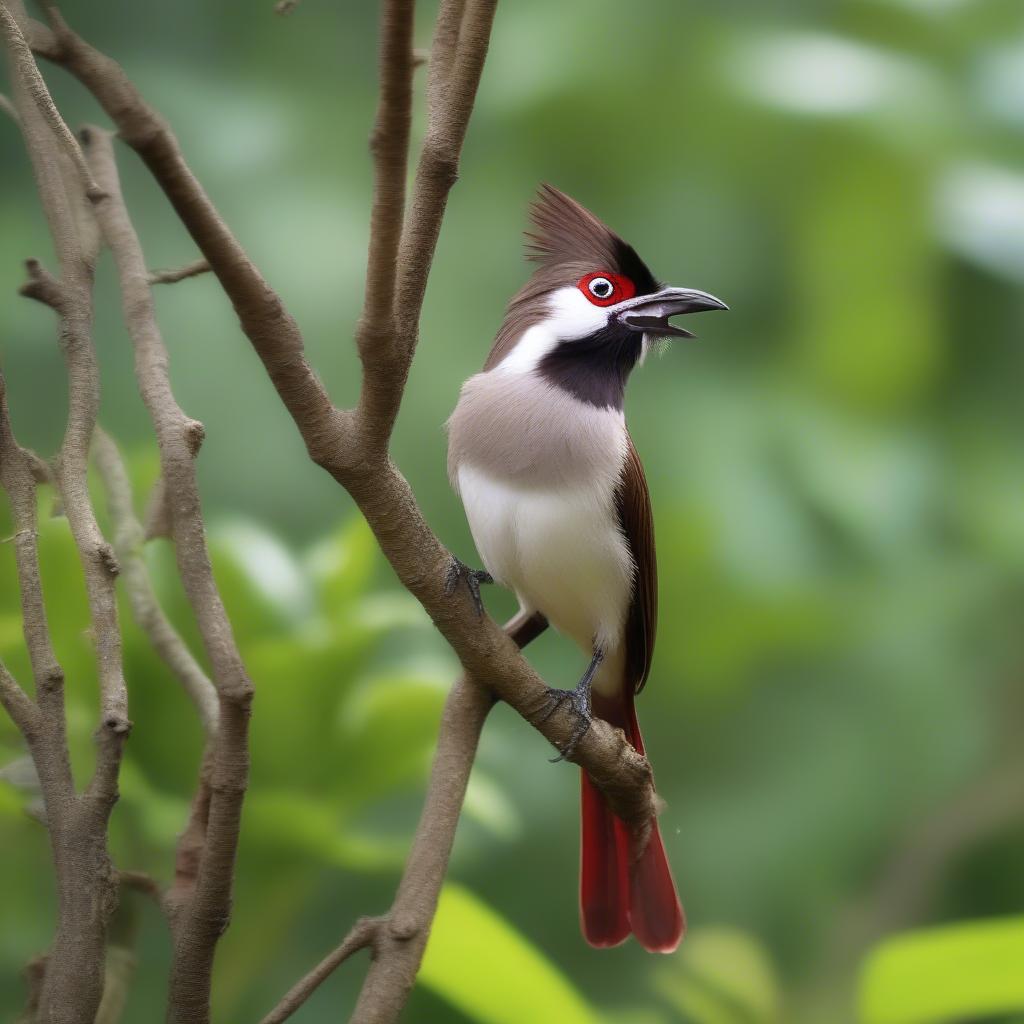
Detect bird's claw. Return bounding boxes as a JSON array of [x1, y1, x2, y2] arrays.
[[539, 683, 593, 763], [444, 556, 492, 619]]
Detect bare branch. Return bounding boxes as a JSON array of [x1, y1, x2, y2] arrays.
[[266, 612, 546, 1024], [148, 257, 210, 285], [425, 0, 466, 113], [83, 124, 253, 1024], [93, 429, 219, 734], [19, 256, 64, 309], [0, 374, 66, 756], [260, 917, 380, 1024], [356, 0, 497, 448], [0, 658, 37, 735], [28, 9, 346, 470], [352, 0, 414, 445], [116, 869, 165, 905], [4, 2, 128, 1014], [0, 2, 104, 200]]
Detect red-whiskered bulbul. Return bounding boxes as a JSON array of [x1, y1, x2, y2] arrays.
[[446, 185, 726, 953]]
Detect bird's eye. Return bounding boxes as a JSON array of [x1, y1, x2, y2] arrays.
[[578, 271, 635, 307]]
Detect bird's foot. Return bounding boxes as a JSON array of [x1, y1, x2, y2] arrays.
[[538, 648, 605, 763], [539, 682, 593, 763], [444, 556, 493, 619]]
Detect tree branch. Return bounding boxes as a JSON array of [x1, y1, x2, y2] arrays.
[[82, 124, 253, 1024], [93, 429, 219, 733], [28, 6, 346, 470], [260, 916, 380, 1024], [353, 0, 414, 452], [0, 656, 37, 735], [0, 1, 104, 200], [4, 2, 128, 1017], [356, 0, 497, 449], [147, 257, 210, 285], [264, 611, 546, 1024]]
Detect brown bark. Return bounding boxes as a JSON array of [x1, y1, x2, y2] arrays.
[[1, 2, 126, 1019], [83, 125, 253, 1024]]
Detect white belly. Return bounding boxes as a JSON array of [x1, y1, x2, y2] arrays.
[[457, 464, 633, 669]]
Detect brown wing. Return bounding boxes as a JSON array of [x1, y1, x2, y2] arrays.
[[617, 436, 657, 693]]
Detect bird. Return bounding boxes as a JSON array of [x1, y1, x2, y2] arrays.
[[445, 184, 727, 953]]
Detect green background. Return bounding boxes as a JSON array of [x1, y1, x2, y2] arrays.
[[2, 0, 1024, 1021]]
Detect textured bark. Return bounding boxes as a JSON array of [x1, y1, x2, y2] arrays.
[[83, 126, 253, 1024], [1, 2, 126, 1019]]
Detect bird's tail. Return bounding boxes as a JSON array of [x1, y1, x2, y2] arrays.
[[579, 690, 684, 952]]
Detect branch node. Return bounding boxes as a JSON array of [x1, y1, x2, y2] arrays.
[[103, 713, 132, 736], [387, 913, 419, 942], [97, 541, 120, 577], [184, 418, 205, 456], [19, 258, 65, 310], [41, 666, 65, 692]]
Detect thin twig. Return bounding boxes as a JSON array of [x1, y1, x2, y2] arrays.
[[4, 2, 127, 1017], [353, 0, 414, 424], [93, 429, 219, 733], [260, 917, 380, 1024], [84, 124, 252, 1024], [0, 376, 64, 741], [0, 1, 104, 200], [267, 612, 546, 1024], [148, 257, 210, 285], [356, 0, 496, 449]]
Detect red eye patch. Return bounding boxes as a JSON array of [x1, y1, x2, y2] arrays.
[[578, 271, 636, 307]]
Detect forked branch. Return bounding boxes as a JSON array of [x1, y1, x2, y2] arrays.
[[83, 123, 253, 1024]]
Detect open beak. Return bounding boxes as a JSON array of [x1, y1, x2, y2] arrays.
[[614, 286, 728, 339]]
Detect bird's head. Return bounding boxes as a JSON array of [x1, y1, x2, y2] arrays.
[[485, 185, 727, 407]]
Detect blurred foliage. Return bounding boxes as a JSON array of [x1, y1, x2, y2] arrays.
[[2, 0, 1024, 1021], [860, 917, 1024, 1022]]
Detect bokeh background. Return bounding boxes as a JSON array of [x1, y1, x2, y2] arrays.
[[3, 0, 1024, 1021]]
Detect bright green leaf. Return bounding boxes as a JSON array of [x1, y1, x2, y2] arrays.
[[860, 916, 1024, 1024], [420, 884, 601, 1024]]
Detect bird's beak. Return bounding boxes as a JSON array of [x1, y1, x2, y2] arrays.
[[614, 286, 728, 339]]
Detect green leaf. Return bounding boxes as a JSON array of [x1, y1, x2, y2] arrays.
[[306, 516, 377, 613], [859, 916, 1024, 1024], [242, 789, 407, 871], [656, 927, 780, 1024], [419, 884, 601, 1024], [337, 672, 449, 801]]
